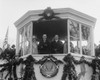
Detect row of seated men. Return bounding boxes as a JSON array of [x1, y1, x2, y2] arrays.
[[32, 34, 70, 54]]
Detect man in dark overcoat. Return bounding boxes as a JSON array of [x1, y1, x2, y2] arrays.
[[51, 35, 63, 54], [38, 34, 50, 54]]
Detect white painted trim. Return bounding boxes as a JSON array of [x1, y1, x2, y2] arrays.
[[67, 19, 70, 53], [30, 22, 33, 55], [16, 29, 20, 55], [23, 27, 25, 55], [79, 23, 82, 55], [91, 27, 95, 56], [14, 8, 96, 28]]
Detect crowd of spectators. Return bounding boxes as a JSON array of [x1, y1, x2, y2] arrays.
[[0, 44, 16, 60]]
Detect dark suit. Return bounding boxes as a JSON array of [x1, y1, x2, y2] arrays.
[[95, 47, 100, 57], [51, 40, 63, 54], [38, 39, 50, 54]]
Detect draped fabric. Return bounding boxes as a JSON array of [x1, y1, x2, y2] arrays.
[[24, 26, 28, 55], [24, 23, 32, 55], [19, 23, 32, 55], [19, 27, 24, 56], [63, 42, 68, 53], [87, 30, 91, 55], [81, 25, 90, 40], [27, 24, 32, 54], [69, 20, 79, 41], [78, 63, 86, 80], [32, 42, 38, 54]]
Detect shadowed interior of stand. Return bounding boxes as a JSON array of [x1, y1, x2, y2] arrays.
[[33, 19, 67, 40]]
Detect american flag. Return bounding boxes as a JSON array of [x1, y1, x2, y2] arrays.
[[3, 27, 9, 49]]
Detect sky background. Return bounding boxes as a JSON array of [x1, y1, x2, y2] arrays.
[[0, 0, 100, 48]]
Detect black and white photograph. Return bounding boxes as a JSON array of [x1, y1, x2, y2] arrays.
[[0, 0, 100, 80]]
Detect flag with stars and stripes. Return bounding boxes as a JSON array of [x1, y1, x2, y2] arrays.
[[3, 27, 9, 49]]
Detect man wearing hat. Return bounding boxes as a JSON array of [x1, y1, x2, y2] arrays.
[[38, 34, 50, 54]]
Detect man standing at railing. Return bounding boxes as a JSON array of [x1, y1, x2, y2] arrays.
[[38, 34, 50, 54], [51, 35, 63, 54]]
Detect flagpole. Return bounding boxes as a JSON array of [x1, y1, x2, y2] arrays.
[[3, 26, 9, 50]]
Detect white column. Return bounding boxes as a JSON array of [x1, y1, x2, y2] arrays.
[[16, 29, 20, 56], [67, 19, 70, 53], [91, 27, 95, 56], [79, 23, 82, 55], [30, 22, 33, 54], [23, 27, 25, 55]]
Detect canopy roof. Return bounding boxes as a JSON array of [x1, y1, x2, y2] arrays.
[[14, 7, 96, 28]]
